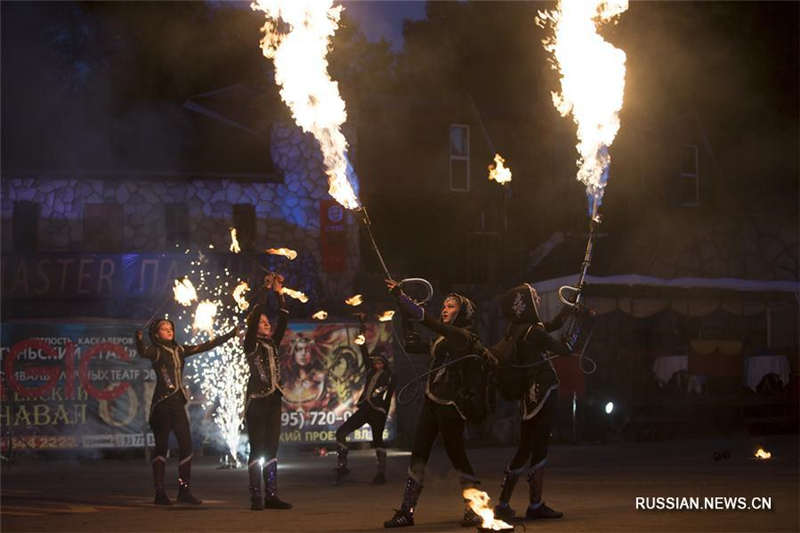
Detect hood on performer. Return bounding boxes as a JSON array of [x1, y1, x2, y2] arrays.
[[500, 283, 542, 324], [369, 345, 391, 370], [444, 292, 477, 330], [149, 317, 178, 346]]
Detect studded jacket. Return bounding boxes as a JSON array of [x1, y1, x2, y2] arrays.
[[243, 301, 289, 412], [354, 334, 395, 415]]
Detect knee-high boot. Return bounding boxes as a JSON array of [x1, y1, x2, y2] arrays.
[[383, 476, 423, 528], [248, 460, 263, 510], [177, 454, 202, 505], [152, 456, 171, 505], [263, 459, 292, 509]]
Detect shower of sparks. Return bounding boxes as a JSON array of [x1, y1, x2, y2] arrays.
[[266, 247, 298, 261], [344, 294, 363, 306], [232, 281, 250, 311], [173, 277, 198, 307], [312, 310, 328, 320], [229, 227, 241, 254], [377, 310, 395, 322], [193, 300, 218, 335]]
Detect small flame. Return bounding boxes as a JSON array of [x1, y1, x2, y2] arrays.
[[377, 310, 395, 322], [488, 153, 512, 185], [281, 287, 309, 303], [463, 488, 513, 531], [232, 282, 250, 311], [312, 310, 328, 320], [173, 278, 198, 307], [345, 294, 363, 306], [755, 448, 772, 460], [229, 227, 241, 254], [193, 300, 218, 334], [266, 247, 298, 261], [354, 334, 365, 345]]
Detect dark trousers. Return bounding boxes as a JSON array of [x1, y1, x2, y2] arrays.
[[509, 393, 556, 471], [246, 393, 282, 464], [335, 404, 387, 448], [409, 399, 477, 485], [150, 393, 192, 461]]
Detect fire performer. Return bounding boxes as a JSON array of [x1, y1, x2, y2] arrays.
[[334, 313, 396, 485], [491, 283, 573, 521], [242, 274, 293, 511], [383, 280, 493, 529], [135, 319, 238, 505]]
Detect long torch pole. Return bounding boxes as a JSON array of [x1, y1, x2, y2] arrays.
[[356, 206, 392, 281]]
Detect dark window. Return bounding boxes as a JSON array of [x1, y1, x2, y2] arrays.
[[233, 203, 256, 252], [84, 203, 123, 252], [449, 124, 470, 192], [13, 201, 40, 252], [165, 203, 190, 246]]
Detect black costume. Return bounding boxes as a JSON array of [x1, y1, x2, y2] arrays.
[[243, 299, 292, 510], [384, 288, 491, 529], [493, 283, 571, 521], [136, 319, 236, 505], [335, 320, 395, 485]]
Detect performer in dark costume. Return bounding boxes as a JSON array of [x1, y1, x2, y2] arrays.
[[135, 319, 237, 505], [383, 280, 494, 529], [335, 313, 395, 485], [242, 274, 292, 511], [492, 283, 572, 521]]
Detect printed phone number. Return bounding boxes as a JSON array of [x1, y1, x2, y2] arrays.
[[281, 410, 352, 429]]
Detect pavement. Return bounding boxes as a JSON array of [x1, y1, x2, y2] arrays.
[[2, 434, 798, 532]]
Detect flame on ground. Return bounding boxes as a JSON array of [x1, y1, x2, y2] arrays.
[[282, 287, 309, 303], [488, 153, 512, 185], [345, 294, 363, 306], [266, 247, 298, 261], [173, 278, 198, 307], [755, 448, 772, 460], [377, 310, 395, 322], [462, 488, 513, 531], [229, 228, 241, 254], [232, 282, 250, 311], [312, 310, 328, 320], [252, 0, 359, 210], [193, 300, 218, 334], [354, 334, 366, 345], [536, 0, 627, 213]]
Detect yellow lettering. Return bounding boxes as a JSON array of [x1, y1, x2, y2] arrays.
[[33, 404, 51, 425]]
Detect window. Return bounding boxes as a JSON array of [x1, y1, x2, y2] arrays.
[[678, 144, 700, 206], [449, 124, 470, 192], [84, 203, 123, 252], [232, 203, 256, 252], [13, 201, 40, 252], [164, 203, 190, 246]]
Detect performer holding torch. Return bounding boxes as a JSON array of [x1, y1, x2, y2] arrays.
[[135, 319, 238, 505]]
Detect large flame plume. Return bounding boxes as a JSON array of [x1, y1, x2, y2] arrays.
[[266, 247, 298, 261], [173, 277, 198, 307], [193, 300, 218, 334], [345, 294, 363, 307], [488, 153, 512, 185], [252, 0, 359, 210], [232, 281, 250, 311], [463, 488, 513, 531], [229, 227, 241, 254], [537, 0, 627, 215], [281, 287, 309, 303]]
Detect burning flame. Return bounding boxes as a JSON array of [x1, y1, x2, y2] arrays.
[[229, 227, 241, 254], [312, 310, 328, 320], [193, 300, 218, 334], [377, 310, 395, 322], [281, 287, 309, 303], [354, 334, 365, 346], [463, 488, 513, 531], [345, 294, 363, 306], [252, 0, 360, 210], [488, 153, 512, 185], [232, 282, 250, 311], [537, 0, 627, 215], [754, 448, 772, 460], [173, 278, 198, 307], [266, 247, 298, 261]]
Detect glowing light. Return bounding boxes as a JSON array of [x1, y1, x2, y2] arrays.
[[281, 287, 309, 303], [463, 488, 513, 531], [312, 310, 328, 320], [537, 0, 627, 215], [605, 401, 614, 415], [488, 153, 512, 185], [252, 0, 360, 210], [754, 448, 772, 460], [266, 247, 298, 261], [193, 300, 218, 334], [229, 227, 241, 254], [377, 310, 395, 322], [173, 278, 198, 307], [232, 282, 250, 311], [345, 294, 363, 306], [354, 334, 365, 346]]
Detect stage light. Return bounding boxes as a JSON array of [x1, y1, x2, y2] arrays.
[[604, 401, 614, 415]]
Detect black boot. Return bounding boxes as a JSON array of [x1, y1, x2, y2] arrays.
[[372, 448, 387, 485], [493, 468, 520, 521], [525, 468, 562, 519], [152, 457, 172, 505], [263, 459, 292, 509], [248, 461, 264, 511], [384, 477, 422, 528], [176, 455, 202, 505], [335, 444, 350, 485]]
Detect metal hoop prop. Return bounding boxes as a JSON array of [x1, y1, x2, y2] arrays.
[[397, 277, 434, 305]]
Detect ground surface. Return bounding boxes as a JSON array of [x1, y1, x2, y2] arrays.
[[2, 435, 798, 533]]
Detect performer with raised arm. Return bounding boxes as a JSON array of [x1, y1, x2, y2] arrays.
[[135, 318, 238, 505], [242, 273, 293, 511], [383, 279, 494, 529], [492, 283, 573, 522], [334, 312, 396, 485]]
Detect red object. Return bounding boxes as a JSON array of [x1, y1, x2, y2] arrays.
[[320, 199, 347, 273], [555, 357, 586, 398]]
